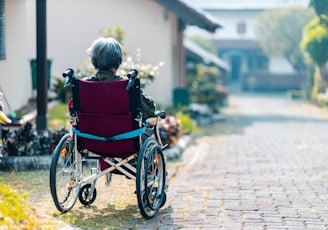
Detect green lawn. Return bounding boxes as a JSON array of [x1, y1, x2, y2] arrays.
[[0, 170, 145, 229], [48, 102, 70, 129]]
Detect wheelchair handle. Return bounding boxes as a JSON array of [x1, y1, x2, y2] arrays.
[[62, 68, 74, 78], [62, 68, 76, 87], [127, 69, 138, 79], [126, 69, 138, 90]]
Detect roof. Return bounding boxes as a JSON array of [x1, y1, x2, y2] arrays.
[[154, 0, 223, 33], [184, 39, 230, 71], [184, 0, 310, 10]]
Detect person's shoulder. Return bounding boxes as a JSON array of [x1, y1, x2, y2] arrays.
[[85, 76, 99, 81], [116, 75, 126, 80]]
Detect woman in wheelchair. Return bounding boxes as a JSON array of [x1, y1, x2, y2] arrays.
[[87, 37, 156, 119], [49, 37, 167, 219]]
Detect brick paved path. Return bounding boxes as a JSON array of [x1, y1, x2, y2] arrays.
[[136, 93, 328, 229]]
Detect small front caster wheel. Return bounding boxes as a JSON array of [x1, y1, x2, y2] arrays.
[[79, 184, 97, 206]]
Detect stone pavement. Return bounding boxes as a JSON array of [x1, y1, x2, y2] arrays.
[[134, 92, 328, 229]]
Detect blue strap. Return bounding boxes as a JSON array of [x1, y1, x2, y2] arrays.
[[72, 126, 145, 142]]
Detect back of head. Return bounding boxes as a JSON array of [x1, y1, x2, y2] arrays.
[[87, 37, 123, 71]]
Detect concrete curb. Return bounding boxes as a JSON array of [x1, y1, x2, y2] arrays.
[[163, 134, 194, 161], [1, 135, 194, 172], [1, 99, 196, 171], [1, 155, 52, 171]]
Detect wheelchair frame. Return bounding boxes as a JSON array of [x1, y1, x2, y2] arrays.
[[49, 68, 167, 219]]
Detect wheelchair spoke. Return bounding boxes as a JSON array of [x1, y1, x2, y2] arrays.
[[50, 134, 81, 213], [60, 187, 72, 204]]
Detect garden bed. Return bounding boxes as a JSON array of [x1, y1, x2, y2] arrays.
[[0, 100, 197, 171]]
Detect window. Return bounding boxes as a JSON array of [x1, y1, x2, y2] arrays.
[[0, 0, 5, 60], [248, 55, 268, 70], [237, 21, 246, 35]]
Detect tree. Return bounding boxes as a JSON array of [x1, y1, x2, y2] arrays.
[[254, 6, 314, 95], [310, 0, 328, 25], [301, 17, 328, 81], [301, 0, 328, 90]]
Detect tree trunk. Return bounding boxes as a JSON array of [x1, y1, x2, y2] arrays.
[[295, 65, 310, 100], [319, 64, 328, 92], [319, 64, 328, 82]]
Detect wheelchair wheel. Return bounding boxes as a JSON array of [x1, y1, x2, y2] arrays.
[[136, 137, 166, 219], [79, 184, 97, 206], [160, 192, 167, 208], [50, 133, 81, 213]]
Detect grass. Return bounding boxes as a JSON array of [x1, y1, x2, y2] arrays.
[[0, 183, 36, 229], [0, 170, 146, 229], [0, 171, 62, 229], [12, 100, 70, 130], [48, 102, 70, 129], [0, 160, 181, 229]]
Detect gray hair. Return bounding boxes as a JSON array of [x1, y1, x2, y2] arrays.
[[87, 37, 123, 71]]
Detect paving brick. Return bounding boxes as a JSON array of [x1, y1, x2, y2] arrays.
[[123, 93, 328, 229]]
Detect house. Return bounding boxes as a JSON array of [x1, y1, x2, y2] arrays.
[[185, 0, 310, 91], [0, 0, 224, 116], [184, 39, 230, 83]]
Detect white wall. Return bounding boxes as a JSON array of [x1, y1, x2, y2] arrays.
[[45, 0, 175, 107], [1, 0, 177, 114], [186, 10, 261, 40], [269, 56, 295, 74], [0, 0, 31, 114], [209, 10, 260, 39]]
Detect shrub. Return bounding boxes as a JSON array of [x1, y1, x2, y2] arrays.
[[175, 111, 199, 134], [51, 77, 72, 103], [1, 122, 67, 157], [315, 93, 328, 107], [187, 64, 228, 113], [287, 90, 304, 99]]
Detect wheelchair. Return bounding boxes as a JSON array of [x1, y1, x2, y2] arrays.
[[49, 68, 168, 219]]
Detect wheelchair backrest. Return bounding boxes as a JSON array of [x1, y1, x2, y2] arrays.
[[71, 79, 142, 157], [75, 80, 130, 114]]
